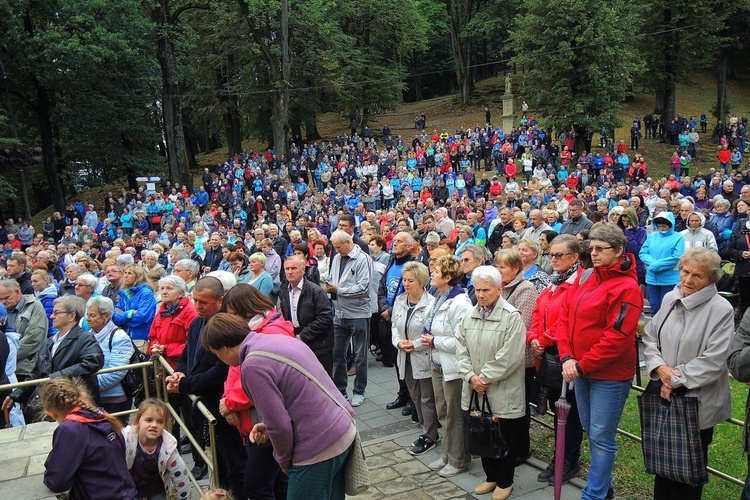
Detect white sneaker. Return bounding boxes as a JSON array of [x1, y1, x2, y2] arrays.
[[351, 394, 365, 407], [428, 458, 446, 471], [438, 464, 468, 477]]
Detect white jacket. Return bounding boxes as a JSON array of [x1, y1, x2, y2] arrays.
[[427, 289, 473, 382], [392, 291, 436, 380]]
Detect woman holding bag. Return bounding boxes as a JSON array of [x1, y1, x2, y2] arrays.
[[643, 247, 734, 498], [527, 235, 584, 486], [456, 266, 526, 500]]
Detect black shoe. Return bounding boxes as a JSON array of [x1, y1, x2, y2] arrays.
[[514, 451, 532, 467], [605, 487, 615, 499], [537, 464, 554, 482], [382, 361, 394, 367], [408, 435, 437, 456], [548, 461, 581, 486], [401, 401, 414, 416], [386, 397, 407, 410], [191, 463, 208, 480], [180, 442, 192, 455]]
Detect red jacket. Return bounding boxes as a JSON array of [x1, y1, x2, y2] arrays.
[[147, 297, 198, 369], [718, 149, 731, 163], [222, 310, 295, 436], [527, 267, 583, 350], [556, 254, 643, 381]]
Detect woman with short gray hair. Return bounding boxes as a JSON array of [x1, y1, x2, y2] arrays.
[[148, 275, 197, 369]]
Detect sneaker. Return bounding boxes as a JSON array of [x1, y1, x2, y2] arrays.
[[428, 458, 446, 471], [548, 461, 581, 486], [413, 434, 440, 446], [438, 464, 468, 477], [351, 394, 365, 407], [408, 435, 437, 456], [537, 463, 554, 482]]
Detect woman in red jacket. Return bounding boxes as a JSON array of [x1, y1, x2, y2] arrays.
[[527, 235, 584, 486], [557, 223, 643, 500], [148, 275, 198, 369]]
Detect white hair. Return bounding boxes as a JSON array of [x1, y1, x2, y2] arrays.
[[471, 265, 503, 288]]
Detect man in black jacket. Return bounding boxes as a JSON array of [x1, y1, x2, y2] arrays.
[[5, 254, 33, 295], [166, 277, 245, 492], [279, 255, 334, 375], [486, 207, 515, 255], [202, 233, 223, 273]]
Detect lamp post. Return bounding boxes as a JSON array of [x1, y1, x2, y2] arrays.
[[0, 57, 32, 221]]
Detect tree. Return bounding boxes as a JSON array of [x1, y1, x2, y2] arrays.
[[510, 0, 644, 154], [445, 0, 482, 105]]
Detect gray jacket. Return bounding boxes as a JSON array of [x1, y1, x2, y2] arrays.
[[329, 243, 372, 319], [12, 295, 49, 378], [644, 284, 733, 429]]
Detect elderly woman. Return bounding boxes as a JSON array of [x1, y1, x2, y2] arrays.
[[527, 235, 584, 485], [460, 245, 488, 305], [203, 313, 355, 500], [494, 248, 539, 465], [391, 262, 437, 456], [259, 238, 281, 282], [2, 295, 104, 423], [421, 255, 472, 477], [454, 224, 475, 258], [644, 248, 733, 498], [113, 264, 157, 347], [87, 296, 135, 422], [640, 211, 685, 315], [147, 275, 198, 369], [58, 263, 80, 295], [517, 238, 550, 293], [557, 223, 643, 500], [456, 266, 526, 500], [247, 252, 274, 297], [680, 211, 718, 252], [284, 230, 306, 258], [227, 251, 252, 284]]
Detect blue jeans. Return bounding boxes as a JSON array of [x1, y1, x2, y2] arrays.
[[332, 317, 369, 396], [575, 377, 631, 500], [244, 442, 287, 500], [647, 284, 674, 316]]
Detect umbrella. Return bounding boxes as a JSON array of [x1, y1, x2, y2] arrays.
[[554, 380, 572, 500]]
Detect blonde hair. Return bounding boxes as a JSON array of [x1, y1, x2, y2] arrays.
[[132, 398, 172, 432], [40, 377, 123, 432], [201, 489, 235, 500]]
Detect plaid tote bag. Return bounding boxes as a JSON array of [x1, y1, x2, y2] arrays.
[[638, 392, 708, 487]]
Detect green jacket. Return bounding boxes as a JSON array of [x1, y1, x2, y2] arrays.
[[14, 295, 50, 378], [456, 298, 526, 419]]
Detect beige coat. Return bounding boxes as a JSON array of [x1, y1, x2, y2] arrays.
[[643, 283, 734, 429], [429, 291, 473, 382], [456, 297, 526, 419], [392, 291, 436, 380]]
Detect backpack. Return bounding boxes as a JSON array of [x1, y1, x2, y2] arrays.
[[109, 330, 151, 400]]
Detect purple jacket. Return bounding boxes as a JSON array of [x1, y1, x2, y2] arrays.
[[44, 408, 137, 500], [239, 333, 354, 470]]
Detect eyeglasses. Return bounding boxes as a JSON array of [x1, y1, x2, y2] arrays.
[[51, 310, 72, 316], [550, 252, 573, 259], [589, 245, 615, 253]]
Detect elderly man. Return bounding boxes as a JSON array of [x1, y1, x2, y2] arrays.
[[203, 232, 223, 273], [0, 280, 49, 382], [487, 207, 515, 255], [280, 255, 334, 375], [173, 258, 200, 291], [522, 209, 553, 242], [325, 230, 372, 407], [560, 200, 593, 236]]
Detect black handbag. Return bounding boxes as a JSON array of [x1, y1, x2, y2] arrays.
[[464, 390, 508, 460], [537, 347, 563, 389]]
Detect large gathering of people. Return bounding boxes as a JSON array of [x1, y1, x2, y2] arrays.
[[0, 110, 750, 499]]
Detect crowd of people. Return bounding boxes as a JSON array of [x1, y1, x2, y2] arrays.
[[0, 110, 749, 500]]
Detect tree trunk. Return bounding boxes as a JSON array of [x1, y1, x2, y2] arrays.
[[304, 115, 321, 141], [217, 56, 242, 156], [573, 125, 591, 158], [156, 29, 187, 188], [716, 49, 729, 122], [182, 107, 198, 172], [33, 81, 66, 212], [446, 0, 474, 105]]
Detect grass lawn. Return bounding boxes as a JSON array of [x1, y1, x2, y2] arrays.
[[529, 377, 749, 498]]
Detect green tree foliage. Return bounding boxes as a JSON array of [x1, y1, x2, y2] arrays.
[[509, 0, 644, 153], [0, 0, 161, 213]]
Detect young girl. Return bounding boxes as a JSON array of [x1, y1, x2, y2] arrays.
[[201, 489, 234, 500], [41, 377, 137, 500], [122, 398, 191, 500]]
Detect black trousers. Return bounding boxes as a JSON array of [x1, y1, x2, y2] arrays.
[[480, 416, 525, 488], [653, 427, 713, 500]]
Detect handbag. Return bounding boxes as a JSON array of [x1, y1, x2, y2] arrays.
[[246, 350, 370, 495], [108, 331, 151, 401], [536, 347, 563, 389], [638, 381, 708, 487], [463, 390, 508, 460]]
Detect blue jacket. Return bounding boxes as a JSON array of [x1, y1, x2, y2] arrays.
[[113, 282, 157, 341], [36, 284, 59, 337], [639, 212, 685, 286], [44, 407, 136, 499]]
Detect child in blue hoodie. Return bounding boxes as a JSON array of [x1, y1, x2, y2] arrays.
[[639, 211, 685, 314], [41, 377, 137, 500]]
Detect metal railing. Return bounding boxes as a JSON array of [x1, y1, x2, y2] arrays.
[[0, 355, 220, 493]]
